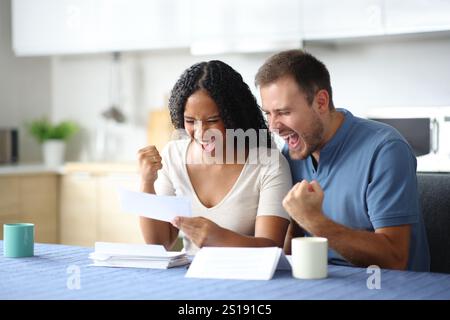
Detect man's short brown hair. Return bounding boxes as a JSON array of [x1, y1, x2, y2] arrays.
[[255, 49, 334, 109]]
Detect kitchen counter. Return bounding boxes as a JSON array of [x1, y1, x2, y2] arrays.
[[0, 162, 139, 176], [0, 163, 64, 176], [62, 161, 138, 174], [1, 156, 448, 177]]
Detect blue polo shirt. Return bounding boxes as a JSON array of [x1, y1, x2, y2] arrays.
[[282, 108, 430, 271]]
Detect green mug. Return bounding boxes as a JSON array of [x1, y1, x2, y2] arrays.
[[3, 223, 34, 258]]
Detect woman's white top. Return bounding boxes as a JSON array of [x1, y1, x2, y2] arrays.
[[154, 139, 292, 255]]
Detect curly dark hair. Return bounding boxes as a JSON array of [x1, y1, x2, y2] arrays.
[[168, 60, 271, 148]]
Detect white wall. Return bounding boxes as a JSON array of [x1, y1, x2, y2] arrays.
[[2, 0, 450, 162], [304, 33, 450, 117], [51, 53, 122, 161], [50, 49, 271, 161], [0, 0, 52, 162], [51, 34, 450, 161], [138, 50, 271, 110]]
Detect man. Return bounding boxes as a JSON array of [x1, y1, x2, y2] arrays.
[[255, 49, 429, 271]]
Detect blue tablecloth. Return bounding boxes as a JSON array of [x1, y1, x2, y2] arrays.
[[1, 241, 449, 300]]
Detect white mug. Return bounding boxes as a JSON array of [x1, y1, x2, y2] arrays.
[[291, 237, 328, 279]]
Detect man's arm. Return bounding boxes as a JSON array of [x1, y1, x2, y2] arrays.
[[283, 180, 411, 270], [302, 214, 411, 269]]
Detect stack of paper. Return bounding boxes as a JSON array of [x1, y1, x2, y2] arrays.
[[89, 242, 190, 269]]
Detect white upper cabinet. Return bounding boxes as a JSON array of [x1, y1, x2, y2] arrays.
[[12, 0, 450, 56], [12, 0, 190, 56], [302, 0, 384, 40], [302, 0, 450, 41], [190, 0, 302, 55], [384, 0, 450, 34]]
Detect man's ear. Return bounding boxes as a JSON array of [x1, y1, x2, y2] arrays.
[[315, 89, 330, 114]]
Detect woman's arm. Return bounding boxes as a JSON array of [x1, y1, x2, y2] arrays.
[[172, 215, 289, 248], [283, 219, 305, 254], [254, 215, 290, 247], [139, 217, 179, 251], [138, 146, 179, 250]]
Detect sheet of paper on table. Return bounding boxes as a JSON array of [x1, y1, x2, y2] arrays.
[[185, 247, 291, 280]]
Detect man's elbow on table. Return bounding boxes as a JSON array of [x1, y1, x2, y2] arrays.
[[375, 226, 411, 271], [382, 253, 409, 271]]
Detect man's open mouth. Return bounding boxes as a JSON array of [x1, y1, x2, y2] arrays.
[[281, 132, 300, 149]]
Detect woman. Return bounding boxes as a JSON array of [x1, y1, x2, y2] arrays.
[[138, 60, 292, 254]]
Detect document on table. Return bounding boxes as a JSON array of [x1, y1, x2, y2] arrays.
[[89, 242, 190, 269], [185, 247, 291, 281], [118, 188, 192, 222]]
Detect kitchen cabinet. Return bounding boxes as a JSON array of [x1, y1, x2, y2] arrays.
[[302, 0, 384, 40], [59, 164, 143, 247], [302, 0, 450, 41], [12, 0, 450, 57], [59, 172, 97, 246], [12, 0, 190, 56], [97, 174, 142, 244], [0, 174, 58, 243], [0, 177, 20, 219], [384, 0, 450, 34], [190, 0, 302, 54]]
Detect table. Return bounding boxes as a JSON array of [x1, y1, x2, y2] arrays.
[[1, 242, 449, 300]]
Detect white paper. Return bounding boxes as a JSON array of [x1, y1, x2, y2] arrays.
[[94, 241, 167, 257], [185, 247, 290, 281], [118, 188, 192, 222], [89, 242, 190, 269], [91, 258, 189, 269]]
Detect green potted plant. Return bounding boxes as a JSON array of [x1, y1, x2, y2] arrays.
[[27, 118, 79, 167]]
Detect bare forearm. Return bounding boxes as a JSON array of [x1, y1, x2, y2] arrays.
[[141, 181, 156, 194], [303, 216, 407, 269], [139, 217, 178, 250], [283, 220, 305, 254], [211, 228, 283, 248]]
